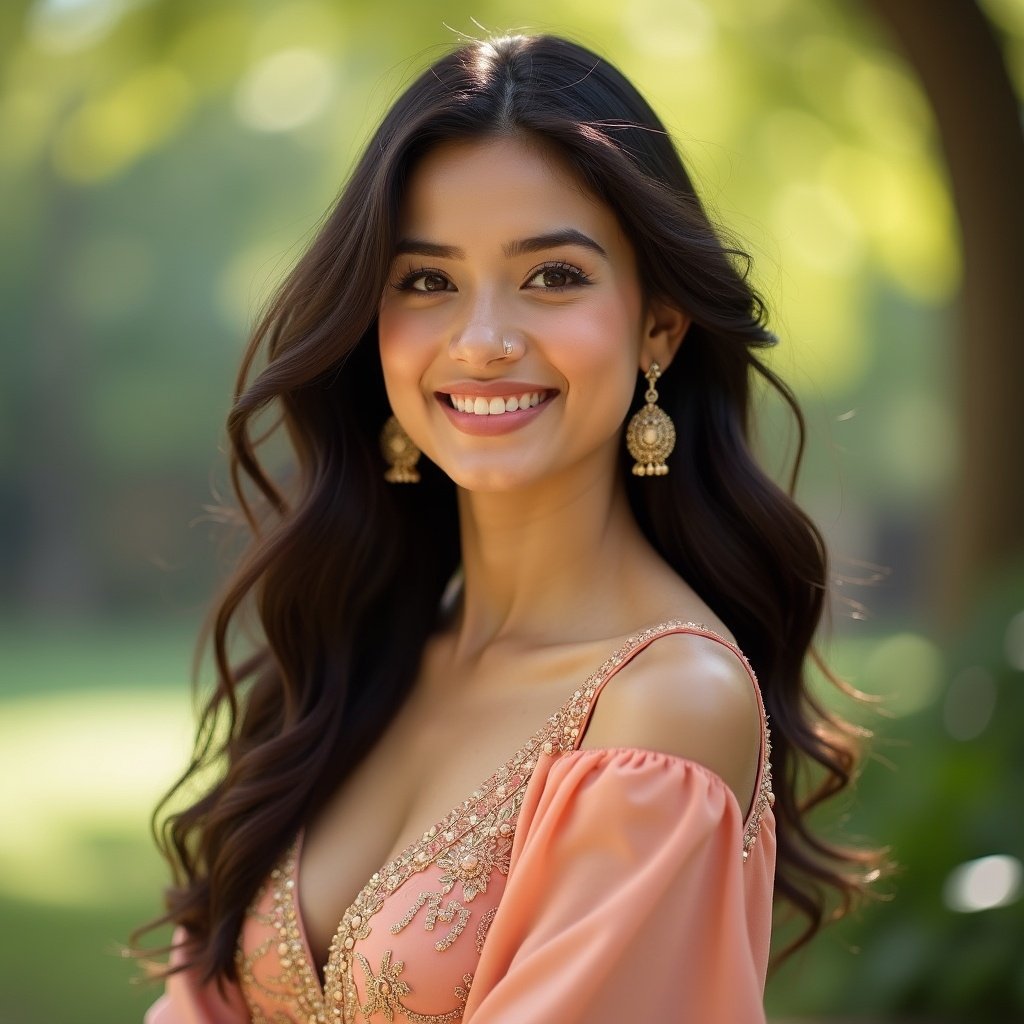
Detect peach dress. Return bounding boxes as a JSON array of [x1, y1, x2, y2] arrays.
[[146, 620, 776, 1023]]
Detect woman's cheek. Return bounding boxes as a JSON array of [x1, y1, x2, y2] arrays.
[[378, 307, 431, 377]]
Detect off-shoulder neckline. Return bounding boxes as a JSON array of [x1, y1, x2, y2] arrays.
[[287, 619, 771, 990]]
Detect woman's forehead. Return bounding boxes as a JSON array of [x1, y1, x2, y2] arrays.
[[396, 136, 627, 254]]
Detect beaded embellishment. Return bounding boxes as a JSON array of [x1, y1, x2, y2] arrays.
[[236, 619, 774, 1023]]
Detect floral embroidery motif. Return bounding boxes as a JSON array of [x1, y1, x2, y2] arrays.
[[321, 774, 532, 1022], [356, 950, 411, 1022], [237, 619, 774, 1022], [355, 950, 472, 1024], [435, 828, 513, 903]]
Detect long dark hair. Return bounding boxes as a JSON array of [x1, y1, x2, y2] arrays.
[[138, 33, 881, 983]]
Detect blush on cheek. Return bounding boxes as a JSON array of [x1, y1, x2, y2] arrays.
[[378, 316, 434, 380]]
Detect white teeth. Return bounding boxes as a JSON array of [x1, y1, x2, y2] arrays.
[[449, 391, 545, 415]]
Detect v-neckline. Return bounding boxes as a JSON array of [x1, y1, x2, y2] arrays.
[[291, 682, 574, 992], [283, 618, 747, 998]]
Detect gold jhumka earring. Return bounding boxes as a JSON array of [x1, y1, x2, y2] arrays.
[[380, 415, 421, 483], [625, 361, 676, 476]]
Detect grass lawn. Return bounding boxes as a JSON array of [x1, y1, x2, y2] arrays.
[[0, 618, 195, 1023]]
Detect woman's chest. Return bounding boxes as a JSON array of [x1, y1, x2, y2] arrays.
[[296, 639, 608, 971], [235, 712, 566, 1024], [296, 692, 543, 969], [232, 631, 657, 1023]]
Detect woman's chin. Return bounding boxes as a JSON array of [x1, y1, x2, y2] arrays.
[[441, 457, 555, 495]]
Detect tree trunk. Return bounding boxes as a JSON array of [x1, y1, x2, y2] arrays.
[[865, 0, 1024, 625]]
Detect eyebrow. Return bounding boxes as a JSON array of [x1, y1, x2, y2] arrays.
[[394, 228, 608, 261]]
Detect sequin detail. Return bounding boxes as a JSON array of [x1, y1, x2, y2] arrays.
[[552, 618, 775, 860], [238, 619, 773, 1021], [389, 891, 471, 952], [743, 717, 774, 862], [474, 908, 498, 955], [236, 850, 329, 1022]]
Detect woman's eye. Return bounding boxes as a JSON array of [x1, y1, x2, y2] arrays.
[[415, 272, 451, 292], [525, 263, 590, 290], [394, 269, 453, 292]]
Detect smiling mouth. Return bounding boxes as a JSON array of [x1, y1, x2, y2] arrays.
[[442, 390, 552, 416]]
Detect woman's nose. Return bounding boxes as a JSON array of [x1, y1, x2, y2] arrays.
[[449, 301, 524, 368]]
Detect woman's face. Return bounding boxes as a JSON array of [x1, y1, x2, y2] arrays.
[[378, 135, 667, 493]]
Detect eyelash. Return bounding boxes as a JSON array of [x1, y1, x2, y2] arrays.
[[527, 261, 592, 290], [391, 266, 450, 292], [390, 261, 592, 293]]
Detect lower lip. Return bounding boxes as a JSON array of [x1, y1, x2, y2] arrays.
[[436, 393, 556, 436]]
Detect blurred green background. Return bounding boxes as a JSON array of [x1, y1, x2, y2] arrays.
[[1, 0, 1022, 1021]]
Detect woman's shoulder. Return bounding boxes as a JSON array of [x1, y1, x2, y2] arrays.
[[575, 623, 762, 809]]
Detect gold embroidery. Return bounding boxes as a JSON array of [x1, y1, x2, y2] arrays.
[[474, 908, 497, 954], [434, 827, 513, 903], [389, 891, 472, 952], [238, 619, 773, 1022], [552, 619, 775, 861], [351, 950, 470, 1023], [236, 849, 327, 1023], [356, 950, 411, 1022], [743, 718, 774, 862]]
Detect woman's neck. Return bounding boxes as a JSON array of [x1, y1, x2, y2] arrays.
[[447, 455, 677, 664]]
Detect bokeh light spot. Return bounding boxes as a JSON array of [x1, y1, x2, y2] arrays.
[[234, 48, 336, 133], [943, 855, 1023, 913], [27, 0, 134, 54], [861, 633, 943, 716], [623, 0, 717, 59]]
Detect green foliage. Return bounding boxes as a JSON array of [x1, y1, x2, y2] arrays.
[[766, 569, 1024, 1022]]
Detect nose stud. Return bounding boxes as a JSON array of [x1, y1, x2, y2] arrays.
[[450, 329, 520, 364]]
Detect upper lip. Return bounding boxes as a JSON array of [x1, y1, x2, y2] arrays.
[[435, 380, 558, 398]]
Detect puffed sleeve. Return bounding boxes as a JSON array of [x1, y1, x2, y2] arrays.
[[462, 747, 773, 1024], [144, 928, 251, 1024]]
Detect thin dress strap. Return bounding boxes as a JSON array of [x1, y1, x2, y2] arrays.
[[565, 619, 773, 859]]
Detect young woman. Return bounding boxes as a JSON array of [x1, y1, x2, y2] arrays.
[[139, 32, 878, 1023]]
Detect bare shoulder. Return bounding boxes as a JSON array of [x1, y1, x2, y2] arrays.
[[577, 630, 762, 811]]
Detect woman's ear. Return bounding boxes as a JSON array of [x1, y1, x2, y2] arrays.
[[640, 297, 691, 372]]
